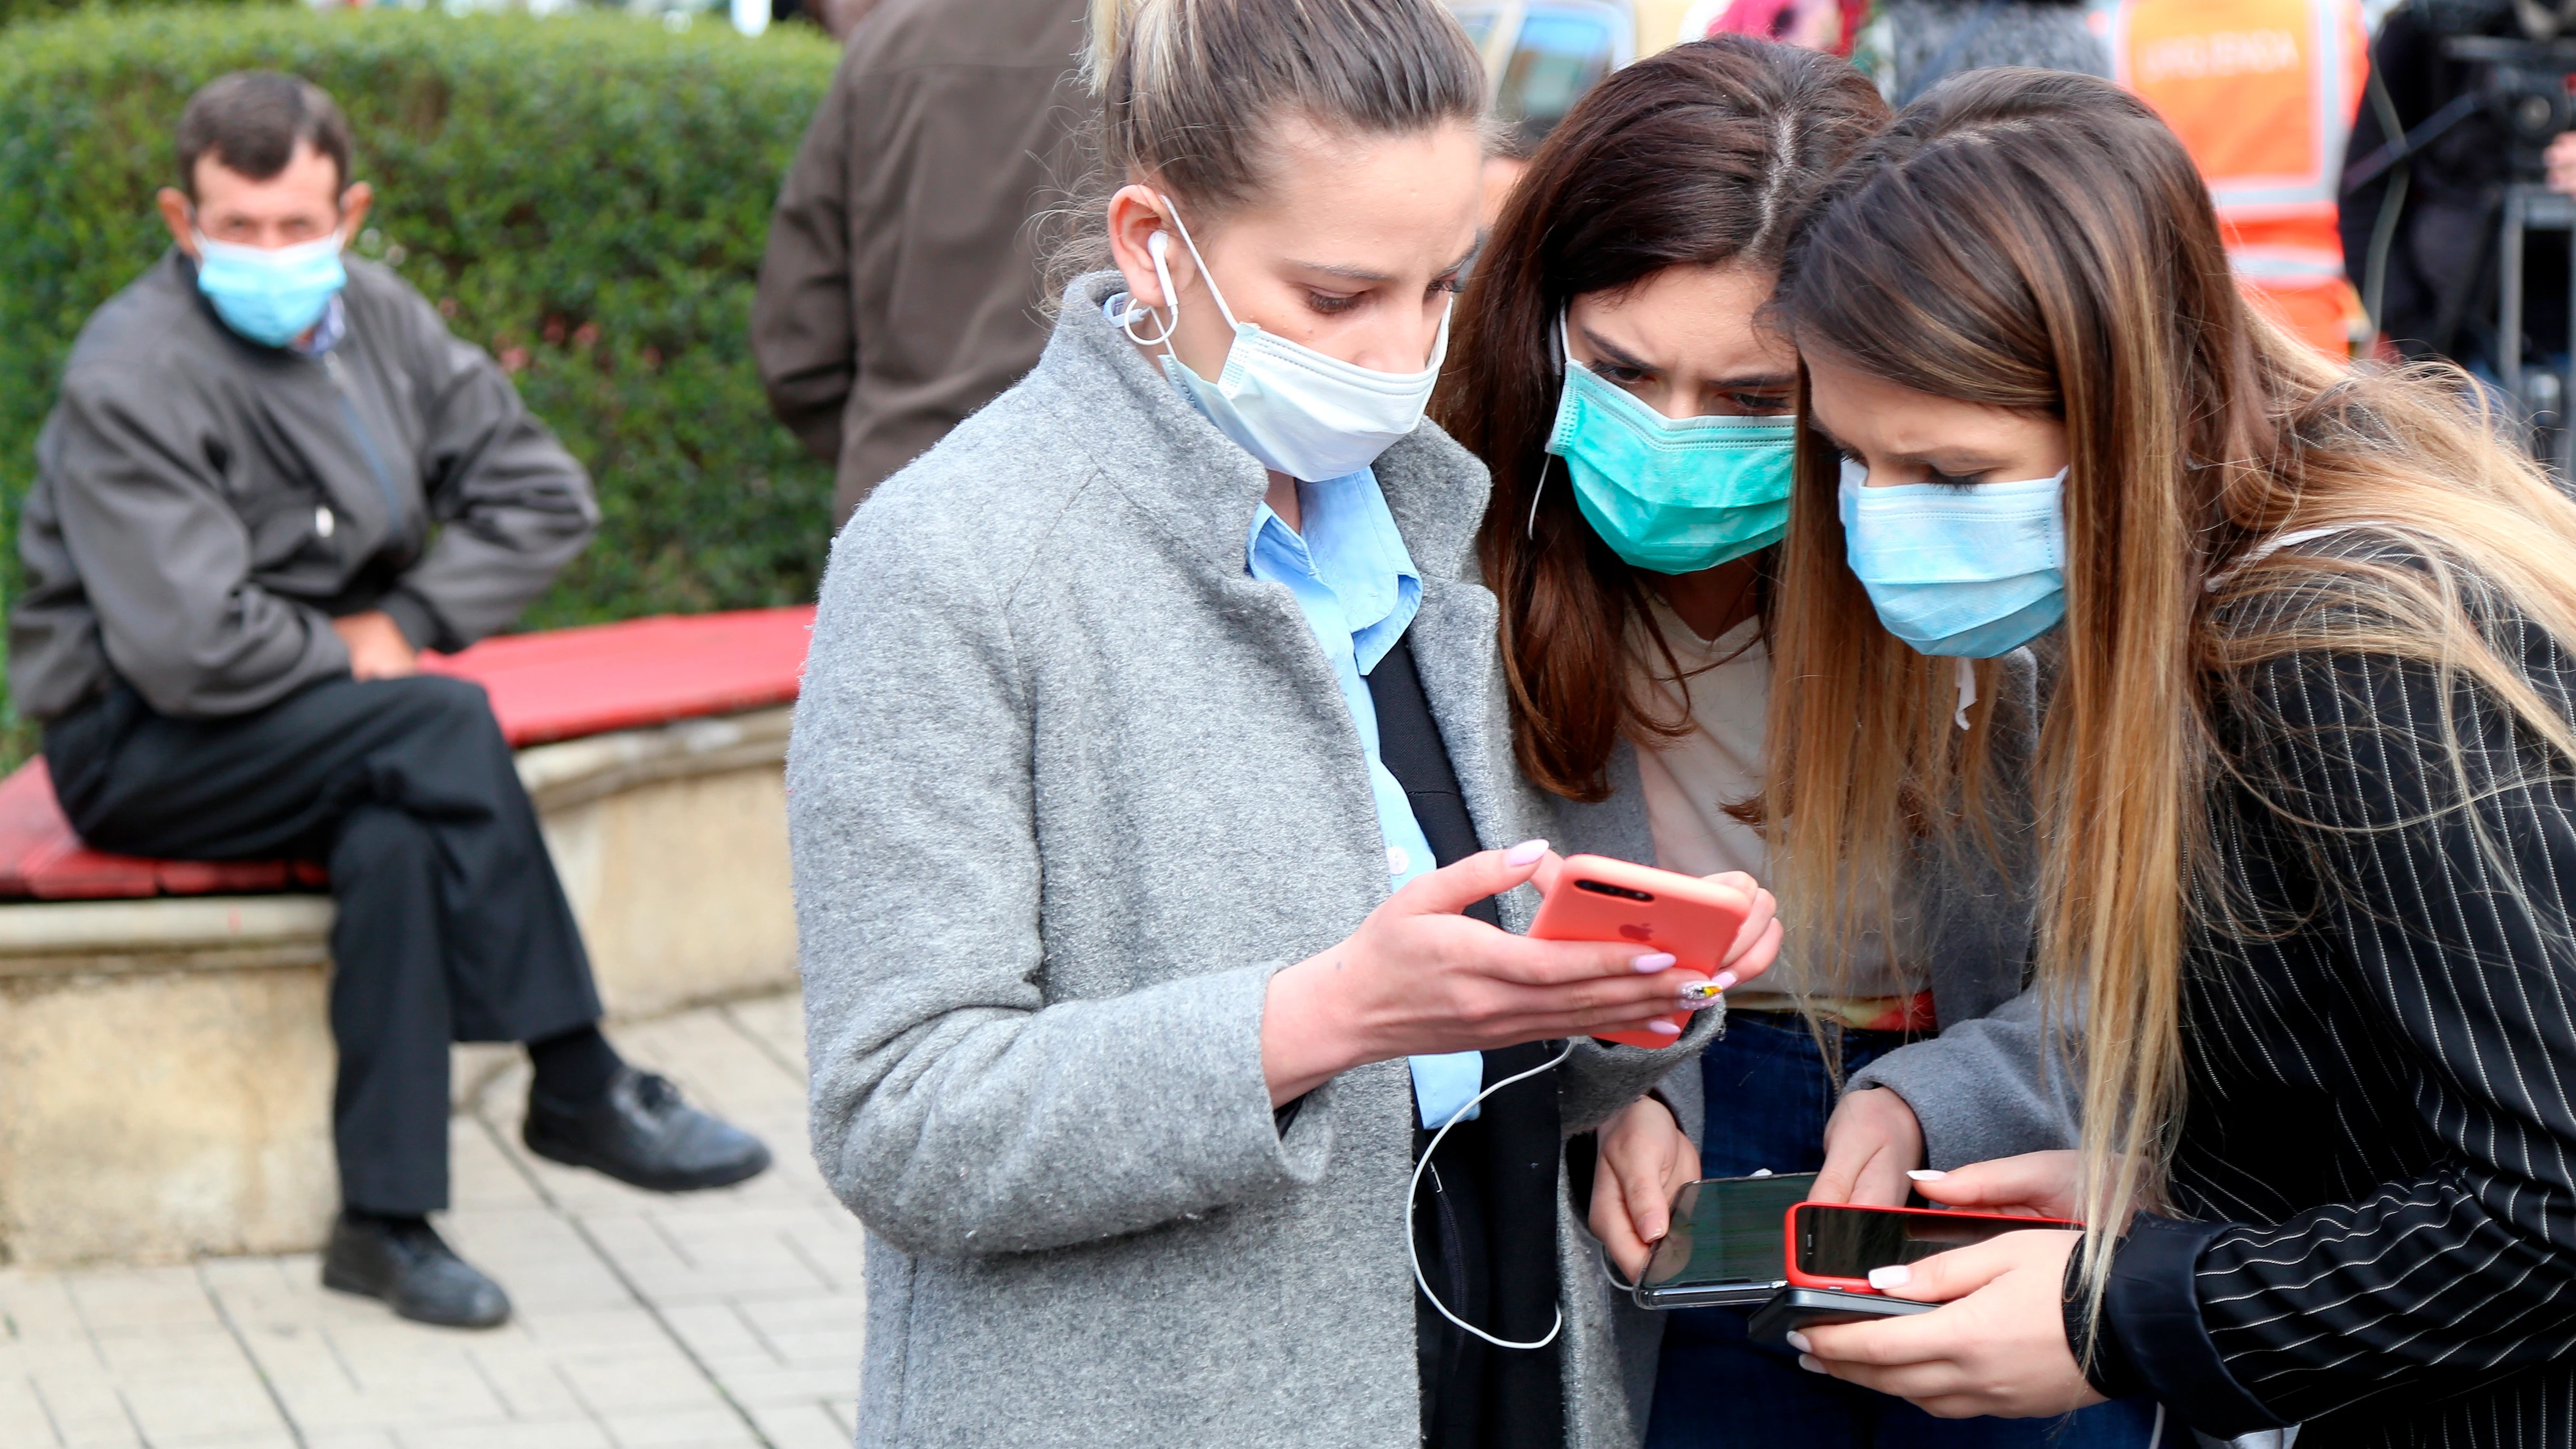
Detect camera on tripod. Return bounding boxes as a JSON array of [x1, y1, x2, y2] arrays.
[[2445, 34, 2576, 180]]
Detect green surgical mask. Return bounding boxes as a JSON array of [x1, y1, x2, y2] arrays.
[[1543, 321, 1797, 575]]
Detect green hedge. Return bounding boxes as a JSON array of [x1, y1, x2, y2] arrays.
[[0, 7, 841, 759]]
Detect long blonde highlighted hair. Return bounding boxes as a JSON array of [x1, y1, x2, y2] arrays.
[[1763, 69, 2576, 1329]]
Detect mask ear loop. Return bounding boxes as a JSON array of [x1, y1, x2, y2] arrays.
[[1406, 1039, 1574, 1351], [1117, 231, 1181, 349], [1156, 194, 1242, 331], [1955, 657, 1978, 731], [1530, 311, 1574, 540]]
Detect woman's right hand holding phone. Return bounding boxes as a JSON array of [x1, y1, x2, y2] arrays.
[[1261, 839, 1782, 1105]]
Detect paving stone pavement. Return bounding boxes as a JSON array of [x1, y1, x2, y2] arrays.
[[0, 993, 864, 1449]]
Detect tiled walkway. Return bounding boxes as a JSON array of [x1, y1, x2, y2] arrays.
[[0, 994, 863, 1449]]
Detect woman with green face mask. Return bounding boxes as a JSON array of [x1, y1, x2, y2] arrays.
[[1435, 36, 2158, 1449]]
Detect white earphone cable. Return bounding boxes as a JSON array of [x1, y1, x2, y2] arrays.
[[1407, 1039, 1578, 1351]]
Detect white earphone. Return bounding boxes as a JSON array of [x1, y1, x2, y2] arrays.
[[1117, 230, 1181, 347]]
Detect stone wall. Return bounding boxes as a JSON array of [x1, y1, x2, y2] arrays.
[[0, 708, 796, 1267]]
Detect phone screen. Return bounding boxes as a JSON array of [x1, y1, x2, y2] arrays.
[[1639, 1173, 1817, 1291], [1793, 1205, 2040, 1279]]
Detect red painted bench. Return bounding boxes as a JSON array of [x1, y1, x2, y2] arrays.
[[0, 606, 814, 900]]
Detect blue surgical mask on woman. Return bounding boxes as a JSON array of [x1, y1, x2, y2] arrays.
[[193, 230, 348, 348], [1838, 457, 2067, 657], [1544, 318, 1796, 574], [1118, 197, 1446, 482]]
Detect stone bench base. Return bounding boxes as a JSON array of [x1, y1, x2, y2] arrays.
[[0, 708, 795, 1267]]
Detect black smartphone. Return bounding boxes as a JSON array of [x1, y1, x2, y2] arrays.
[[1746, 1285, 1938, 1348], [1629, 1172, 1817, 1310], [1786, 1202, 2083, 1292]]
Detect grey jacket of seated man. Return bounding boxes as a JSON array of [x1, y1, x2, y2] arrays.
[[10, 250, 599, 724]]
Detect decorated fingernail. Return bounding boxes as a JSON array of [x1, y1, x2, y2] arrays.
[[1906, 1169, 1946, 1181], [1711, 971, 1738, 991], [1506, 839, 1550, 866], [1867, 1265, 1911, 1290], [1630, 953, 1678, 974], [1797, 1354, 1826, 1374], [1785, 1331, 1813, 1353], [1678, 978, 1723, 1004], [1647, 1018, 1683, 1037]]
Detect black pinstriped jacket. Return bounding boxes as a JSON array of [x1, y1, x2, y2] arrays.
[[2087, 540, 2576, 1445]]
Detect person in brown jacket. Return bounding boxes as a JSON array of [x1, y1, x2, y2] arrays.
[[753, 0, 1091, 526]]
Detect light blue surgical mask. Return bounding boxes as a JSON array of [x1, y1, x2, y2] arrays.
[[1838, 457, 2067, 657], [1118, 198, 1446, 482], [193, 231, 348, 348], [1544, 320, 1796, 574]]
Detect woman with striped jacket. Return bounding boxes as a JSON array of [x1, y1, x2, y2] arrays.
[[1763, 69, 2576, 1445]]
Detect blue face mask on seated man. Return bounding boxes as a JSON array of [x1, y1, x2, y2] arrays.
[[1544, 319, 1796, 575], [1837, 457, 2068, 657], [193, 230, 348, 348]]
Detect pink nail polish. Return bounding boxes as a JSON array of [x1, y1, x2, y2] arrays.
[[1797, 1354, 1825, 1374], [1630, 953, 1677, 974], [1647, 1018, 1683, 1036], [1505, 839, 1549, 866], [1712, 971, 1738, 991], [1785, 1331, 1812, 1353], [1867, 1265, 1911, 1290]]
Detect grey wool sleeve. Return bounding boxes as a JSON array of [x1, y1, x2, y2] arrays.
[[37, 360, 353, 718], [1556, 1005, 1724, 1137], [1845, 984, 2080, 1169], [388, 292, 598, 654], [789, 511, 1334, 1262]]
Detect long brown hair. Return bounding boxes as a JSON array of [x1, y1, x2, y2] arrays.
[[1436, 36, 1888, 802], [1767, 68, 2576, 1326]]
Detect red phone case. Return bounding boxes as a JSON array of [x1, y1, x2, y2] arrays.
[[1781, 1202, 2084, 1292], [1526, 853, 1749, 1049]]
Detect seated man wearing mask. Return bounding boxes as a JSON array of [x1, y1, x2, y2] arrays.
[[9, 71, 771, 1329]]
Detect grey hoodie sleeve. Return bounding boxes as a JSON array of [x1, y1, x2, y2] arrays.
[[1845, 984, 2080, 1168], [381, 289, 598, 653], [37, 361, 352, 718], [789, 506, 1333, 1261]]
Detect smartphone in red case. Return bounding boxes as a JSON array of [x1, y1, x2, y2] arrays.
[[1526, 853, 1749, 1048], [1783, 1201, 2083, 1292]]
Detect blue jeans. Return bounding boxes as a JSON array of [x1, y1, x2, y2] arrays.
[[1644, 1012, 2160, 1449]]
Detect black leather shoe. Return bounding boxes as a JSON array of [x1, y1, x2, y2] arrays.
[[321, 1213, 511, 1329], [521, 1067, 772, 1193]]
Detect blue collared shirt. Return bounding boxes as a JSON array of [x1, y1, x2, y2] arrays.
[[1245, 474, 1485, 1129]]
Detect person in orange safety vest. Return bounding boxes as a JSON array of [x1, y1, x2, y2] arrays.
[[2113, 0, 2371, 357]]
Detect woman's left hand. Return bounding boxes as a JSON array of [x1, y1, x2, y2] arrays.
[[1791, 1228, 2105, 1418]]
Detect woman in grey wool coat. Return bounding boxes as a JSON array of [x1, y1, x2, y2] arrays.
[[784, 0, 1783, 1444]]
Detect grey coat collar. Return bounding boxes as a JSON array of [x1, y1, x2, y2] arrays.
[[1033, 274, 1489, 586]]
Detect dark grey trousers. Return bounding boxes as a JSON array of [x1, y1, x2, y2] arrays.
[[45, 673, 602, 1215]]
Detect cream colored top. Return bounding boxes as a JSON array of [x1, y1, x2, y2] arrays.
[[1629, 597, 1909, 1000]]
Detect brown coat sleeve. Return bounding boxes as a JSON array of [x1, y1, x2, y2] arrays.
[[753, 66, 859, 470]]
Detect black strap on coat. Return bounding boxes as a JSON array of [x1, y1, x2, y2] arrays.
[[1365, 635, 1566, 1449]]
